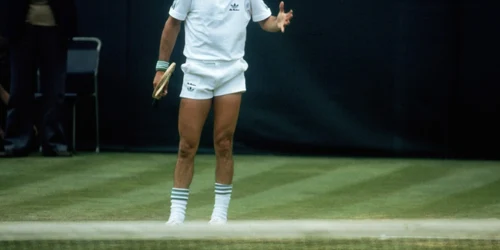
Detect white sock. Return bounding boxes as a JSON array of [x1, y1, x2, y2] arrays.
[[211, 183, 232, 220], [169, 188, 189, 221]]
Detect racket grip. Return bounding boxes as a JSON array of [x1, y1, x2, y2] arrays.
[[152, 99, 158, 107]]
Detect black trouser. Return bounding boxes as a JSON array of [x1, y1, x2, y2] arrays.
[[0, 48, 8, 141], [4, 24, 68, 154]]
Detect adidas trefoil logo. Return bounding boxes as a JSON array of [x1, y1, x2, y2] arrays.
[[230, 3, 240, 11], [186, 82, 196, 92]]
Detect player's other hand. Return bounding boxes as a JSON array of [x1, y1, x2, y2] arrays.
[[277, 1, 293, 33], [153, 71, 168, 97]]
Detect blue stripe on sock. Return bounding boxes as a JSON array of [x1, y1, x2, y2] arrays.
[[171, 188, 189, 200], [215, 183, 232, 195]]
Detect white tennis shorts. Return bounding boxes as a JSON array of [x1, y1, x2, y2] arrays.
[[179, 58, 249, 100]]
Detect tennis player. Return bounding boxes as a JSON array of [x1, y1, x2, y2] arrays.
[[153, 0, 293, 225]]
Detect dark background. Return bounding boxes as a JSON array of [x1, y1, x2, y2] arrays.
[[67, 0, 499, 159]]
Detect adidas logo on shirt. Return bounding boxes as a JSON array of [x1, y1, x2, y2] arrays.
[[229, 3, 240, 11]]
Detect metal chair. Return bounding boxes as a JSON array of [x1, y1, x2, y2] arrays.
[[36, 37, 102, 153]]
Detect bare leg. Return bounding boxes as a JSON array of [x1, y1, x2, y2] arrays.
[[213, 93, 241, 184], [210, 93, 242, 223], [167, 97, 211, 224], [174, 98, 212, 188]]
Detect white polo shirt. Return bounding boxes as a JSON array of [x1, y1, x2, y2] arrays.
[[169, 0, 272, 61]]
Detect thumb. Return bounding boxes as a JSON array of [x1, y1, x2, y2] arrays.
[[279, 1, 285, 13]]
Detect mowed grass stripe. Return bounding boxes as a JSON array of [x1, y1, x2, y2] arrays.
[[187, 158, 356, 208], [0, 156, 177, 209], [3, 154, 498, 222], [0, 156, 90, 175], [0, 160, 178, 221], [98, 157, 355, 221], [0, 153, 178, 196], [184, 160, 349, 220], [0, 153, 169, 171], [410, 178, 500, 218], [332, 166, 500, 219], [0, 156, 120, 191], [37, 157, 295, 221], [239, 163, 455, 219], [227, 162, 408, 220], [26, 158, 222, 221], [472, 203, 500, 218]]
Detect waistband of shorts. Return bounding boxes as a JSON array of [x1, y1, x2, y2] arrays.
[[185, 58, 241, 66]]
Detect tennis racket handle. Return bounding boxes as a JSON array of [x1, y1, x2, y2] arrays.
[[152, 99, 159, 107]]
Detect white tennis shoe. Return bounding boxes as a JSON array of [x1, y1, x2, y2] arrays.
[[165, 216, 184, 226], [209, 217, 227, 225]]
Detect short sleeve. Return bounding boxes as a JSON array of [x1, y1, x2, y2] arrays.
[[169, 0, 192, 21], [250, 0, 272, 22]]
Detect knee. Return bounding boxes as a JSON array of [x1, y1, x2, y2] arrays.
[[178, 139, 197, 159], [214, 131, 234, 157]]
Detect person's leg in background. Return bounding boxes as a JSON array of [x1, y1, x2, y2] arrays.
[[0, 39, 9, 139], [0, 85, 8, 139], [0, 36, 10, 141], [38, 26, 71, 157], [0, 85, 6, 140], [1, 25, 37, 157]]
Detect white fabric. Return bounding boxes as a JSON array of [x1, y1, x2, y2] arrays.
[[169, 0, 272, 61], [179, 58, 248, 99]]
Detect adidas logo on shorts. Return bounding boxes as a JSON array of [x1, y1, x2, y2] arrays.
[[230, 3, 240, 11]]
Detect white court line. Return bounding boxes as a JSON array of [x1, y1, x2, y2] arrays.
[[0, 219, 499, 241]]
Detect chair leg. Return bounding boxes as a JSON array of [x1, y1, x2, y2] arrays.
[[95, 95, 100, 153], [72, 102, 76, 153]]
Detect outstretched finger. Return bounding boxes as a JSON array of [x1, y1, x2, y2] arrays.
[[279, 1, 285, 13]]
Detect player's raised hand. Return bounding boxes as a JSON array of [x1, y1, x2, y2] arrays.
[[276, 1, 293, 33]]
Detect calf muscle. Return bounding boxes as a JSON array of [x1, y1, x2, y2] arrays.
[[213, 93, 242, 185]]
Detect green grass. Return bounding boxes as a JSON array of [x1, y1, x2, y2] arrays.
[[1, 153, 500, 249], [0, 153, 499, 221], [2, 239, 497, 250]]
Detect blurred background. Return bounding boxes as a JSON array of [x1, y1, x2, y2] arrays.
[[66, 0, 499, 159], [2, 0, 500, 158]]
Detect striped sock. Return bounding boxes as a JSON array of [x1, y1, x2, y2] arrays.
[[211, 183, 233, 220], [169, 188, 189, 221]]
